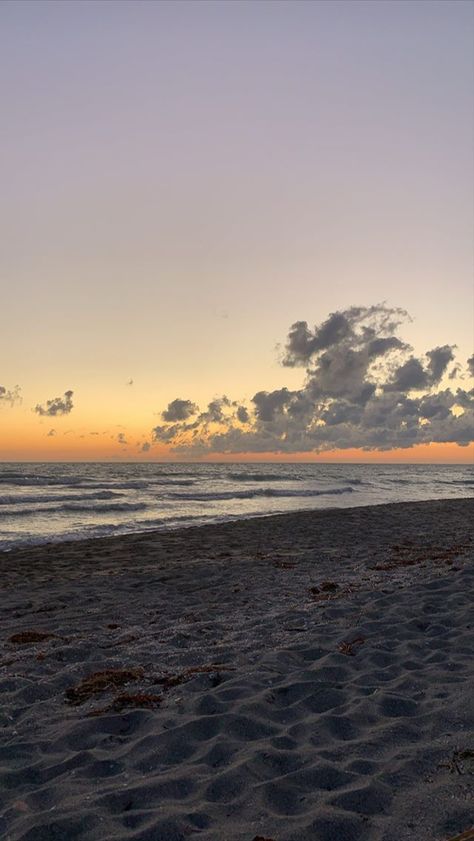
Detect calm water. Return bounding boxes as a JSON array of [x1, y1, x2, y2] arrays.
[[0, 462, 472, 550]]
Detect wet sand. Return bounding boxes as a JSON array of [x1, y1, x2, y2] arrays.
[[1, 498, 473, 841]]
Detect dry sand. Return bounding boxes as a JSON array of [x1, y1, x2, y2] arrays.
[[0, 499, 473, 841]]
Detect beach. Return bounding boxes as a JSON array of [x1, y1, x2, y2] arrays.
[[1, 498, 473, 841]]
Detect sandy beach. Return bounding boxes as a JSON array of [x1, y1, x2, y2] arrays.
[[1, 498, 473, 841]]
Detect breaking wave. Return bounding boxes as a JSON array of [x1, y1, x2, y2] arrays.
[[168, 486, 355, 501]]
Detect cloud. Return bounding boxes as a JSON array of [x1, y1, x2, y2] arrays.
[[152, 305, 474, 454], [47, 429, 56, 437], [127, 378, 134, 386], [35, 390, 74, 417], [282, 305, 408, 368], [141, 442, 151, 452], [0, 384, 21, 407], [117, 433, 128, 446], [162, 398, 198, 422], [468, 355, 474, 377], [236, 405, 249, 423], [385, 345, 455, 392], [198, 396, 231, 424]]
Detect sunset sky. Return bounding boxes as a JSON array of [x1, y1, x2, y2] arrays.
[[1, 0, 473, 462]]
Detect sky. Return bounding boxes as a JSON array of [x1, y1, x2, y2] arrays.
[[0, 0, 473, 462]]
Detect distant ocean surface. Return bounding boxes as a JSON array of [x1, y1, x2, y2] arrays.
[[0, 462, 472, 550]]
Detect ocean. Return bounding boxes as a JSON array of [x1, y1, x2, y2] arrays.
[[0, 462, 472, 550]]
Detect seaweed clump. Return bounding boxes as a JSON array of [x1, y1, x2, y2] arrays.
[[252, 836, 277, 841], [156, 664, 232, 690], [65, 668, 144, 705], [338, 636, 365, 656], [9, 631, 57, 645]]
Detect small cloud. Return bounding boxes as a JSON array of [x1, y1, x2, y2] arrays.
[[0, 384, 22, 407], [47, 428, 56, 437], [117, 432, 128, 446], [127, 378, 134, 386], [236, 405, 250, 423], [162, 398, 198, 422], [35, 390, 74, 417], [141, 442, 151, 452]]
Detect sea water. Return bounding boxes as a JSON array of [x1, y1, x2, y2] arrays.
[[0, 462, 472, 550]]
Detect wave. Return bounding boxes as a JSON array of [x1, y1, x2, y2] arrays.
[[0, 501, 147, 518], [0, 476, 197, 491], [167, 486, 355, 501], [227, 472, 298, 482], [438, 478, 474, 486], [0, 476, 104, 488], [0, 490, 125, 506]]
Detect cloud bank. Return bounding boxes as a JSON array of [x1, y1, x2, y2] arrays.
[[35, 390, 74, 417], [152, 305, 474, 454]]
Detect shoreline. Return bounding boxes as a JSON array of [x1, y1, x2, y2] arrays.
[[1, 498, 473, 841], [2, 495, 473, 560]]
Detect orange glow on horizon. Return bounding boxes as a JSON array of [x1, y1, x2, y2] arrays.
[[0, 427, 472, 466]]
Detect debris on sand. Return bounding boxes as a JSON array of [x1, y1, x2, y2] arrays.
[[155, 664, 233, 691], [310, 580, 357, 603], [252, 836, 276, 841], [65, 668, 145, 705], [439, 748, 474, 775], [252, 835, 274, 841], [337, 636, 366, 656], [375, 541, 470, 571], [444, 827, 474, 841], [9, 630, 57, 645], [320, 580, 339, 592]]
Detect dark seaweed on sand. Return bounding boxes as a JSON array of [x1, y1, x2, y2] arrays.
[[154, 664, 234, 690], [9, 630, 57, 644], [65, 663, 233, 710], [252, 836, 276, 841], [337, 636, 366, 656], [445, 827, 474, 841], [439, 748, 474, 776], [375, 541, 470, 571], [65, 668, 145, 705]]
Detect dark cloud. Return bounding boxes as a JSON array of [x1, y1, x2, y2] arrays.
[[386, 345, 455, 392], [141, 441, 151, 452], [117, 433, 128, 446], [253, 389, 295, 422], [236, 405, 249, 423], [47, 429, 56, 437], [385, 357, 428, 392], [162, 398, 198, 422], [198, 397, 231, 424], [35, 390, 74, 417], [152, 305, 473, 454], [282, 305, 408, 367], [426, 345, 455, 383], [0, 384, 21, 407], [468, 355, 474, 377]]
